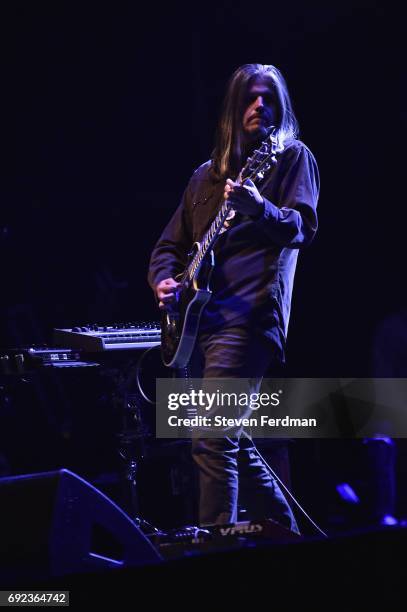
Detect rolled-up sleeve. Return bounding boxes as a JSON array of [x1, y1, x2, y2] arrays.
[[253, 143, 320, 248]]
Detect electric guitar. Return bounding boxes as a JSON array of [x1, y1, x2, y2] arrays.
[[161, 126, 279, 368]]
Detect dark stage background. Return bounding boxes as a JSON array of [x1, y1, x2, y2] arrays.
[[1, 1, 405, 530]]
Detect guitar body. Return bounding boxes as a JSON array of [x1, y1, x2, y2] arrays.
[[161, 244, 215, 368]]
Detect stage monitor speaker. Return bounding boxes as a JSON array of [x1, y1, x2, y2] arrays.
[[0, 469, 161, 582]]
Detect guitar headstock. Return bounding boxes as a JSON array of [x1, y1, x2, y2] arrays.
[[240, 126, 278, 184]]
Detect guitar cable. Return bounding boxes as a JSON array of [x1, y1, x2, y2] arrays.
[[252, 443, 328, 538], [135, 345, 158, 404], [135, 346, 328, 538]]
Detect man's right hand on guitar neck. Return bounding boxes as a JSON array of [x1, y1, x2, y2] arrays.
[[155, 277, 181, 310]]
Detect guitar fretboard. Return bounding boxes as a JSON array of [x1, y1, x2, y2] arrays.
[[184, 127, 278, 284]]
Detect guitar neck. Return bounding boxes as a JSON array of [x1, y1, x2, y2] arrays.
[[184, 126, 279, 283], [186, 200, 233, 282]]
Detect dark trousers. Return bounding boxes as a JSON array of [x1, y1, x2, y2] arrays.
[[189, 325, 299, 531]]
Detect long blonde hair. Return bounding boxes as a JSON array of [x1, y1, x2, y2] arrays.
[[211, 63, 298, 179]]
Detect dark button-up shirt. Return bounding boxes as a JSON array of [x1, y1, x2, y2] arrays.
[[148, 139, 319, 361]]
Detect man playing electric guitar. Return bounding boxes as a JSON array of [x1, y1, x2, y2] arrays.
[[148, 63, 319, 529]]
